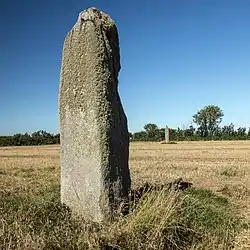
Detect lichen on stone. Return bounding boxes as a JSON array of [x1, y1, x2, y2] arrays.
[[59, 7, 130, 223]]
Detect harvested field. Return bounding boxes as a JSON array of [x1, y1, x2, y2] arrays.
[[1, 141, 250, 249]]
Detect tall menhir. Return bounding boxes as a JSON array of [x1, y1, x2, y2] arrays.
[[59, 7, 131, 222]]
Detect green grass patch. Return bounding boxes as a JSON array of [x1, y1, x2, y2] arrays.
[[181, 187, 247, 246], [0, 185, 247, 250]]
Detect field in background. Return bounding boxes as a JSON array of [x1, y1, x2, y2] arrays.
[[1, 141, 250, 249]]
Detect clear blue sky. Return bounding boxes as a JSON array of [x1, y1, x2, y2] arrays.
[[1, 0, 250, 135]]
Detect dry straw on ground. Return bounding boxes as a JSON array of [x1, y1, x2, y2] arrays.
[[0, 141, 250, 249]]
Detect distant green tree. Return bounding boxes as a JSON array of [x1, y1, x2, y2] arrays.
[[184, 125, 195, 138], [193, 105, 224, 138], [143, 123, 159, 140], [158, 128, 166, 141], [12, 134, 22, 146], [53, 133, 60, 144], [132, 131, 147, 141], [221, 123, 235, 139], [236, 127, 247, 139]]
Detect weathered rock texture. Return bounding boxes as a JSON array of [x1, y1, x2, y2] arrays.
[[59, 7, 131, 222]]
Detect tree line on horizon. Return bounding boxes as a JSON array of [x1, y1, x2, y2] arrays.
[[0, 105, 249, 147], [132, 105, 250, 141], [0, 131, 60, 147]]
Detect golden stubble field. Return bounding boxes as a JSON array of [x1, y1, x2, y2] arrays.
[[1, 140, 250, 249]]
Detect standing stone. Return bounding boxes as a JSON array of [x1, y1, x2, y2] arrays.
[[165, 126, 170, 143], [59, 7, 131, 222]]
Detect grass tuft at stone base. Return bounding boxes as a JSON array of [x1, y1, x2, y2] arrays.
[[1, 184, 248, 250]]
